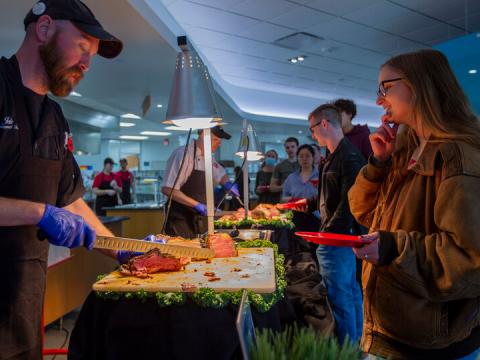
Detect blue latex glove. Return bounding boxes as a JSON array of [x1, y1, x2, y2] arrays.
[[224, 181, 240, 198], [194, 203, 208, 216], [38, 204, 95, 250], [117, 234, 167, 264]]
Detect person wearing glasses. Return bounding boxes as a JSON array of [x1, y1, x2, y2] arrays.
[[349, 49, 480, 359], [308, 104, 366, 345]]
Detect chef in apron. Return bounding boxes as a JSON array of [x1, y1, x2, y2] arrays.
[[117, 158, 135, 205], [93, 157, 122, 215], [0, 1, 122, 358], [161, 126, 239, 238]]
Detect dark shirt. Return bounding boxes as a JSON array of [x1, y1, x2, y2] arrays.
[[344, 124, 372, 161], [255, 170, 280, 204], [272, 159, 299, 186], [318, 138, 366, 234], [0, 56, 84, 207]]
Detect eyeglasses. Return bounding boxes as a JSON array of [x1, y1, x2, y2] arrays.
[[377, 77, 404, 97], [309, 121, 322, 133]]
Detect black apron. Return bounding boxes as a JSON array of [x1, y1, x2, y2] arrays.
[[0, 58, 63, 359], [119, 172, 132, 205], [165, 142, 207, 238], [94, 174, 117, 216]]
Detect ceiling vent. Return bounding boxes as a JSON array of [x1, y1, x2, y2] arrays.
[[273, 32, 324, 50]]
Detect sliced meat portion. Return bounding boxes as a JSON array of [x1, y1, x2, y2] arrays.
[[207, 233, 237, 258], [119, 248, 190, 278]]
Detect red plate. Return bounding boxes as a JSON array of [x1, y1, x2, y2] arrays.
[[295, 231, 371, 248], [276, 198, 307, 210]]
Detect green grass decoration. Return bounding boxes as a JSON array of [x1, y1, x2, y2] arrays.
[[251, 326, 362, 360], [95, 240, 285, 312], [214, 211, 294, 229]]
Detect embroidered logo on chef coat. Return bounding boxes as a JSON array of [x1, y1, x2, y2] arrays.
[[64, 132, 74, 152], [0, 115, 19, 130]]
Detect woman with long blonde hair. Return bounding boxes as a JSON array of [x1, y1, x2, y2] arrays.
[[349, 49, 480, 359]]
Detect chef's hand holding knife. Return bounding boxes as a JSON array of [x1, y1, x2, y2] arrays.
[[37, 204, 96, 250]]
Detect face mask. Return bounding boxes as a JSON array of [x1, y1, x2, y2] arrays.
[[265, 157, 276, 167]]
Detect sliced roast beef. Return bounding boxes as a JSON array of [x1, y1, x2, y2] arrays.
[[119, 248, 190, 278], [207, 233, 237, 258]]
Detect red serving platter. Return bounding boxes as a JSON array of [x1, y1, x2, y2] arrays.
[[295, 232, 371, 248], [276, 198, 307, 210]]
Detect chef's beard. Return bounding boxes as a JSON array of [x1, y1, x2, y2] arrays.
[[39, 33, 84, 97]]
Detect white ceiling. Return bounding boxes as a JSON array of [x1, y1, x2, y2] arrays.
[[1, 0, 479, 144], [134, 0, 480, 125]]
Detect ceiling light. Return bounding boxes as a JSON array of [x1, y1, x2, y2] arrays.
[[290, 58, 298, 63], [120, 122, 136, 127], [468, 69, 477, 74], [69, 91, 82, 97], [156, 104, 163, 108], [140, 131, 172, 136], [298, 130, 303, 134], [121, 113, 141, 119], [120, 135, 149, 140], [165, 36, 222, 130], [297, 56, 305, 61]]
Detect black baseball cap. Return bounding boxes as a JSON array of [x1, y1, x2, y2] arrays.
[[211, 126, 231, 140], [24, 0, 123, 59]]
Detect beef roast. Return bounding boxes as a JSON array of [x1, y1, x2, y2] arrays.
[[207, 233, 237, 258], [120, 248, 190, 278]]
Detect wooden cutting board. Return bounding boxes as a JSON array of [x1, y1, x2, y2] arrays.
[[93, 248, 276, 294]]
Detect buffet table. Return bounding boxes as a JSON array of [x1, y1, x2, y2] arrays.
[[68, 294, 295, 360]]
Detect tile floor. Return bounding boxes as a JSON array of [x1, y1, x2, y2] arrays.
[[43, 309, 80, 360]]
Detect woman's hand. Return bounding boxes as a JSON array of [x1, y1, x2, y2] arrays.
[[370, 121, 399, 162], [352, 232, 380, 264]]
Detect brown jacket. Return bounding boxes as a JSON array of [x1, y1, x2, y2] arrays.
[[348, 141, 480, 355]]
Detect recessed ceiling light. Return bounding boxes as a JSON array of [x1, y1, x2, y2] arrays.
[[140, 131, 172, 136], [297, 56, 305, 61], [70, 91, 82, 97], [468, 69, 477, 74], [290, 58, 298, 63], [120, 122, 136, 127], [119, 135, 149, 140], [298, 130, 303, 134], [156, 104, 163, 108], [121, 113, 141, 119]]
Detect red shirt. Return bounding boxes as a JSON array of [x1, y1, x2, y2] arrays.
[[93, 172, 122, 188], [115, 170, 133, 185]]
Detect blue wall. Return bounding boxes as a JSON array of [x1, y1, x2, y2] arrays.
[[434, 33, 480, 115]]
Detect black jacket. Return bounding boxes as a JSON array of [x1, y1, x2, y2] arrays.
[[313, 137, 366, 234]]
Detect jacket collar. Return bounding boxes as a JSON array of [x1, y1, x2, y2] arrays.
[[408, 141, 443, 176]]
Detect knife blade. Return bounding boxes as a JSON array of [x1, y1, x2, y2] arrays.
[[94, 235, 214, 259]]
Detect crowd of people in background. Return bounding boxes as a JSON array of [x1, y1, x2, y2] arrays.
[[92, 157, 135, 215]]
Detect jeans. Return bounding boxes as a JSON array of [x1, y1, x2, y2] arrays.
[[316, 245, 363, 344]]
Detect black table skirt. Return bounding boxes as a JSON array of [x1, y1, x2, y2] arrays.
[[68, 292, 296, 360]]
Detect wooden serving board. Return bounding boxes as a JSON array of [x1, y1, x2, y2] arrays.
[[93, 248, 276, 294]]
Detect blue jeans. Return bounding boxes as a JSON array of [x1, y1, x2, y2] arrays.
[[316, 245, 363, 344]]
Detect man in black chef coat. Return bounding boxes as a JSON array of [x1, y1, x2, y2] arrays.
[[0, 1, 123, 358]]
